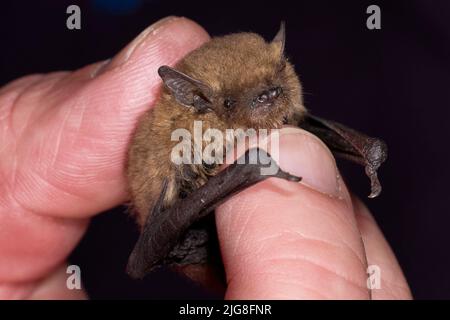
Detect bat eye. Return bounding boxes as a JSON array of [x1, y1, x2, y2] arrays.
[[224, 98, 236, 109], [256, 87, 282, 103], [257, 93, 268, 103]]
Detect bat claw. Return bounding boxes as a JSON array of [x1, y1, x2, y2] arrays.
[[276, 170, 302, 182], [365, 138, 388, 198], [368, 173, 382, 198]]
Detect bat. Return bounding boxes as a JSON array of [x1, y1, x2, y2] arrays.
[[125, 22, 387, 280]]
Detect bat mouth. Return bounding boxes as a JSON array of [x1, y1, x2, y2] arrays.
[[250, 102, 274, 111]]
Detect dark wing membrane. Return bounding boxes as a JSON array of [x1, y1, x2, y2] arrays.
[[127, 149, 301, 279], [299, 113, 388, 198]]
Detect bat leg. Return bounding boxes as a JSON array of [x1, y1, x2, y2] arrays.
[[298, 113, 388, 198], [127, 147, 301, 279], [166, 216, 227, 293]]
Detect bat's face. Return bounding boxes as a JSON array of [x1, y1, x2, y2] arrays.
[[208, 39, 303, 129], [159, 24, 305, 130]]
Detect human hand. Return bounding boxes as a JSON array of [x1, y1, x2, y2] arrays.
[[215, 128, 412, 299], [0, 17, 411, 299], [0, 17, 209, 299]]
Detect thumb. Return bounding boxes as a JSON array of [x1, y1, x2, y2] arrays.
[[1, 16, 210, 220], [0, 17, 209, 285], [216, 128, 370, 299]]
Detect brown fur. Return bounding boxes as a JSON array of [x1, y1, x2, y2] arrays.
[[127, 31, 306, 226]]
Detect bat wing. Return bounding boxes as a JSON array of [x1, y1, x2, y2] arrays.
[[299, 113, 388, 198], [127, 148, 300, 279], [127, 115, 388, 280]]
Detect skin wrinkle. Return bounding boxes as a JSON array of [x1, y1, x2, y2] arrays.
[[4, 155, 18, 210], [218, 178, 300, 250], [49, 99, 77, 167], [39, 78, 125, 192], [35, 72, 72, 102], [5, 75, 46, 141], [12, 160, 86, 218], [228, 194, 259, 259], [227, 260, 362, 300], [219, 182, 366, 270], [300, 195, 359, 246], [54, 120, 122, 183], [38, 163, 89, 202], [262, 256, 369, 295], [253, 232, 367, 289], [1, 77, 48, 212], [301, 193, 354, 228], [62, 93, 88, 154], [294, 202, 364, 265], [218, 171, 374, 298], [254, 277, 329, 299], [218, 193, 244, 240], [257, 230, 367, 273], [19, 75, 71, 136], [0, 74, 45, 96], [252, 275, 333, 299], [221, 219, 369, 296]]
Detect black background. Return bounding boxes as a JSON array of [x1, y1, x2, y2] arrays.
[[1, 0, 449, 299]]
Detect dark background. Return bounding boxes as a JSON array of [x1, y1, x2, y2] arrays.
[[1, 0, 449, 299]]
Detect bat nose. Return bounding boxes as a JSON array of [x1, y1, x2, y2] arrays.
[[256, 87, 282, 104]]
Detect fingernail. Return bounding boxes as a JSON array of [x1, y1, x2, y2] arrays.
[[96, 16, 180, 75], [278, 127, 345, 199]]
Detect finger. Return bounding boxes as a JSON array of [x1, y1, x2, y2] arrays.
[[0, 16, 210, 219], [0, 264, 87, 300], [27, 264, 88, 300], [353, 196, 412, 299], [0, 17, 210, 284], [216, 127, 371, 299]]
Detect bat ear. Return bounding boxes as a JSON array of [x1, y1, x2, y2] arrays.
[[272, 21, 286, 57], [158, 66, 213, 112]]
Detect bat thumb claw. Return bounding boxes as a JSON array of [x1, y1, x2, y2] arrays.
[[367, 168, 382, 198]]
